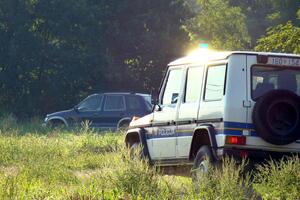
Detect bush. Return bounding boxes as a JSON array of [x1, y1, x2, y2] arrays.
[[253, 156, 300, 200], [192, 157, 256, 200]]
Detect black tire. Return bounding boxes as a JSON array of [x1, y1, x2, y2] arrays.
[[48, 120, 66, 129], [253, 90, 300, 145], [117, 121, 130, 131], [192, 145, 214, 181]]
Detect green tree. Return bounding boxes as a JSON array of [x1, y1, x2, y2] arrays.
[[183, 0, 250, 50], [105, 0, 192, 91], [0, 0, 192, 117], [255, 20, 300, 54], [229, 0, 300, 48], [0, 0, 112, 116]]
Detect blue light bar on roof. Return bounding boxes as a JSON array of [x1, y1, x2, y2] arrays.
[[199, 43, 209, 49]]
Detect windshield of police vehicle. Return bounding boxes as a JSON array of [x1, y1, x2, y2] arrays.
[[252, 65, 300, 100]]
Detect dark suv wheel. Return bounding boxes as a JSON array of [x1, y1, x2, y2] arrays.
[[49, 120, 66, 129]]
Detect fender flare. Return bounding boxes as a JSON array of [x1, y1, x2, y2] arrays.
[[189, 125, 218, 160], [117, 117, 132, 129], [125, 128, 152, 162], [47, 116, 69, 127]]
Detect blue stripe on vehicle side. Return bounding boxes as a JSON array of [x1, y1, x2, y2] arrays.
[[145, 121, 258, 139], [177, 132, 193, 137], [215, 129, 242, 136], [223, 121, 258, 136], [223, 121, 255, 129]]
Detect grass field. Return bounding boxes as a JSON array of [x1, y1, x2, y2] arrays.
[[0, 115, 299, 200]]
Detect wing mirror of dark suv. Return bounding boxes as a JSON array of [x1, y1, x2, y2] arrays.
[[73, 105, 79, 112]]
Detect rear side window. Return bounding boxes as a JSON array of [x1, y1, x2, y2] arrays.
[[126, 96, 142, 110], [184, 66, 203, 103], [141, 95, 152, 111], [162, 68, 183, 105], [104, 95, 125, 111], [204, 65, 226, 101], [252, 65, 300, 100]]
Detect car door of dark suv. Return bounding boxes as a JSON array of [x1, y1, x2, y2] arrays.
[[100, 94, 126, 129], [76, 94, 103, 127]]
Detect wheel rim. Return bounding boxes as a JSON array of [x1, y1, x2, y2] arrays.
[[198, 159, 209, 173], [267, 101, 298, 136]]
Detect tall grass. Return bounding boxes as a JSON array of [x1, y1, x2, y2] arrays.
[[193, 158, 256, 200], [253, 156, 300, 200], [0, 115, 299, 199]]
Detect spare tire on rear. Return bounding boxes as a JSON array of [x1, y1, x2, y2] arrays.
[[252, 89, 300, 145]]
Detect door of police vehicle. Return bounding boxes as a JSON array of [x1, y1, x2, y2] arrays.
[[150, 67, 184, 160]]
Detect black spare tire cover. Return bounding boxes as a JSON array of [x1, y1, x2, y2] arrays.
[[252, 90, 300, 145]]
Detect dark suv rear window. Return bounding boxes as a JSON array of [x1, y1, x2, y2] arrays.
[[252, 65, 300, 100]]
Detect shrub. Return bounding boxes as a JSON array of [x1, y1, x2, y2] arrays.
[[192, 157, 256, 200], [253, 156, 300, 200]]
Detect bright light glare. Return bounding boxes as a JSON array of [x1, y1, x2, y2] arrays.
[[187, 48, 216, 60], [199, 43, 209, 49], [186, 47, 230, 63]]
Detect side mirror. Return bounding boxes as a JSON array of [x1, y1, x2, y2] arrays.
[[154, 104, 162, 112], [151, 91, 161, 111], [74, 105, 79, 112]]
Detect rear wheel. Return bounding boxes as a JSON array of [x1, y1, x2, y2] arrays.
[[192, 145, 214, 181], [117, 121, 130, 131]]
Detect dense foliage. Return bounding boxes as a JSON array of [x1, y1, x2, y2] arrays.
[[0, 0, 299, 117]]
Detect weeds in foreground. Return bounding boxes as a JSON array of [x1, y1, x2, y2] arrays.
[[0, 116, 299, 199], [193, 158, 256, 200], [253, 156, 300, 200]]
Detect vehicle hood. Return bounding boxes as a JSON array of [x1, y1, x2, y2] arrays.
[[46, 109, 75, 118], [129, 113, 153, 128]]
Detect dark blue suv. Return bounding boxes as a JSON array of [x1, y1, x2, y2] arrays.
[[43, 92, 152, 130]]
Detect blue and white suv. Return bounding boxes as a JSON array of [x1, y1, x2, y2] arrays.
[[125, 51, 300, 170], [44, 92, 152, 130]]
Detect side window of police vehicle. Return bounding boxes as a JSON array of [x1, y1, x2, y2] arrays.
[[204, 65, 226, 101], [185, 67, 203, 103], [78, 95, 103, 111], [162, 69, 183, 105]]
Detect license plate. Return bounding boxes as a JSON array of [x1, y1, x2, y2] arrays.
[[268, 57, 300, 67]]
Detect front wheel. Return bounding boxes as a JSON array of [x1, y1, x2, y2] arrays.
[[129, 143, 144, 160], [48, 120, 66, 129]]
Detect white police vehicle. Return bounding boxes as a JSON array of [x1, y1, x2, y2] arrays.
[[125, 51, 300, 169]]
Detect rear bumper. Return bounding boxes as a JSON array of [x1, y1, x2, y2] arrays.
[[217, 147, 300, 161]]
